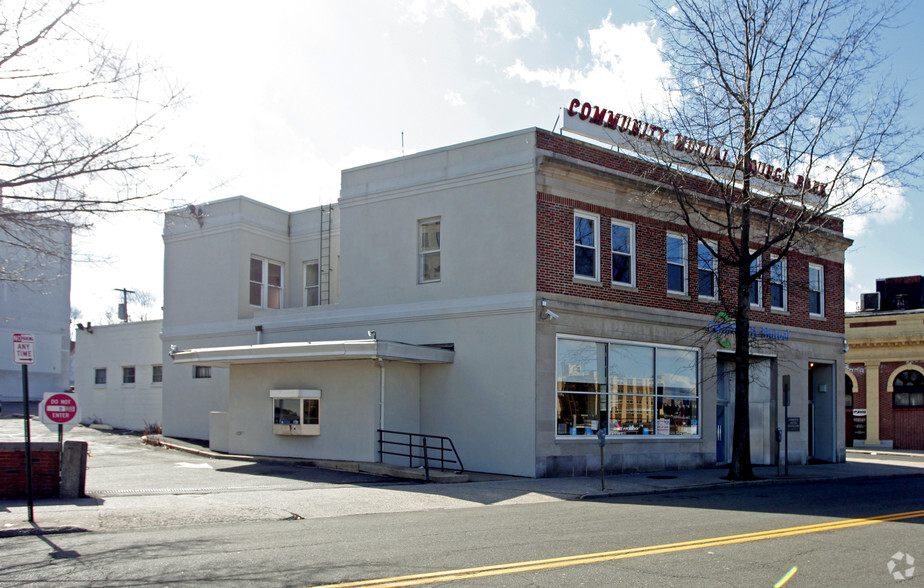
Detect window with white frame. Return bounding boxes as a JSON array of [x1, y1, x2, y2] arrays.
[[666, 232, 687, 294], [770, 256, 787, 310], [304, 261, 320, 306], [250, 257, 283, 309], [94, 368, 107, 385], [122, 366, 135, 384], [611, 220, 635, 286], [574, 211, 600, 280], [418, 218, 441, 283], [152, 365, 163, 383], [556, 337, 700, 437], [809, 263, 824, 316], [697, 240, 718, 299], [749, 253, 762, 307], [271, 389, 321, 435]]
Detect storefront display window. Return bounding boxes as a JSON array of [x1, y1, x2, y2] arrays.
[[556, 337, 700, 438]]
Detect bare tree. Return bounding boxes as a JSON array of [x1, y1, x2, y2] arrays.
[[643, 0, 921, 480], [0, 0, 182, 283]]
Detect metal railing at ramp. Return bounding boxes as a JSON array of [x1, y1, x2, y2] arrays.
[[376, 429, 463, 482]]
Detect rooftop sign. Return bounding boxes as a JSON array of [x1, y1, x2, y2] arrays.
[[562, 98, 827, 198]]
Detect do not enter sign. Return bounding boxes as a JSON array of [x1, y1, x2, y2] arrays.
[[40, 392, 80, 431]]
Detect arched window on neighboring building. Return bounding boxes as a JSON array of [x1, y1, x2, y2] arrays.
[[845, 375, 854, 409], [893, 370, 924, 408]]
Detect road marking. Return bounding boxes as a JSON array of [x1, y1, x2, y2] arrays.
[[312, 509, 924, 587], [774, 565, 798, 587]]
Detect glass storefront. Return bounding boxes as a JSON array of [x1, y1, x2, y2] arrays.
[[556, 336, 700, 437]]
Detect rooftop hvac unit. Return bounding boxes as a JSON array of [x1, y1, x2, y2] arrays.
[[861, 292, 880, 311]]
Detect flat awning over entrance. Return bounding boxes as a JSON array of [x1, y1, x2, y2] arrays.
[[170, 339, 454, 367]]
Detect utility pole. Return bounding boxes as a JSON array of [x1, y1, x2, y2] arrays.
[[114, 288, 135, 322]]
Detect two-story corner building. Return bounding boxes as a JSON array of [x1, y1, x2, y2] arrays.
[[845, 276, 924, 450], [164, 127, 850, 477]]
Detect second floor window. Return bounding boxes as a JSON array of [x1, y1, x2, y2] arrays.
[[250, 257, 283, 309], [749, 254, 762, 307], [304, 262, 320, 306], [697, 241, 717, 299], [418, 218, 441, 283], [122, 366, 135, 384], [94, 368, 107, 385], [809, 263, 824, 316], [666, 232, 687, 294], [574, 211, 599, 280], [152, 365, 163, 383], [770, 257, 787, 310], [611, 221, 635, 286]]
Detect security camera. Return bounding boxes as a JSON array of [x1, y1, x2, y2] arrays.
[[542, 309, 559, 321]]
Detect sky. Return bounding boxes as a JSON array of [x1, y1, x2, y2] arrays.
[[69, 0, 924, 324]]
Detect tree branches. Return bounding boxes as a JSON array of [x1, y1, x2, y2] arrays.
[[0, 0, 183, 235]]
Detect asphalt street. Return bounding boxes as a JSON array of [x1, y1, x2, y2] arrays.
[[3, 412, 924, 586]]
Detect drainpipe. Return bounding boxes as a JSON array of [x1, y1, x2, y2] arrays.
[[378, 358, 385, 433]]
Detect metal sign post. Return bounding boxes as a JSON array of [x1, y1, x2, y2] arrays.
[[13, 333, 35, 523], [782, 375, 791, 477]]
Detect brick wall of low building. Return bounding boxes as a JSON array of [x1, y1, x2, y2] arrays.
[[0, 443, 61, 499]]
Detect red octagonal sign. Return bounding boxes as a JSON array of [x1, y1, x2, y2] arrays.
[[44, 393, 78, 424]]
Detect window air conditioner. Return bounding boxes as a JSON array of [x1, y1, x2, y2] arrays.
[[861, 292, 880, 312]]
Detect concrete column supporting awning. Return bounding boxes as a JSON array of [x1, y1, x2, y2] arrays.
[[169, 338, 454, 367]]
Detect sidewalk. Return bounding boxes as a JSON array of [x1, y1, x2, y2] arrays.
[[3, 430, 923, 538]]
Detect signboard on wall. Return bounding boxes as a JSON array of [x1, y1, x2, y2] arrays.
[[852, 409, 867, 442]]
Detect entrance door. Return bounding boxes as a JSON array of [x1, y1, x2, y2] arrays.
[[718, 357, 774, 465], [809, 362, 836, 462]]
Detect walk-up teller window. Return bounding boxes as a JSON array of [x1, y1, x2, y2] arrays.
[[271, 389, 321, 435]]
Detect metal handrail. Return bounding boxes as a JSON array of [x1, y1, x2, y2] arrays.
[[377, 429, 464, 482]]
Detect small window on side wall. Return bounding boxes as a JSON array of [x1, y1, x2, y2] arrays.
[[418, 218, 441, 283], [271, 389, 321, 435], [194, 365, 211, 379], [94, 368, 107, 385], [152, 365, 163, 383]]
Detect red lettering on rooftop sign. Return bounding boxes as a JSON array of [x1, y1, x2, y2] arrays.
[[565, 98, 827, 197]]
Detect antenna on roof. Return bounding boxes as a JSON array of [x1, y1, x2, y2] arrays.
[[401, 131, 405, 156]]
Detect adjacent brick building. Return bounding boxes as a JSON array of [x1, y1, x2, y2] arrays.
[[846, 276, 924, 450]]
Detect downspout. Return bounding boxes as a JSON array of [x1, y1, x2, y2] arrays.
[[378, 358, 385, 463]]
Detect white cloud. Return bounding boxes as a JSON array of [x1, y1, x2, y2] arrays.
[[444, 91, 467, 106], [403, 0, 537, 40], [505, 15, 670, 112]]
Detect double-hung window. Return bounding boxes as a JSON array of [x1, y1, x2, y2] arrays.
[[770, 256, 787, 310], [574, 211, 599, 280], [749, 253, 762, 307], [418, 218, 441, 283], [250, 257, 283, 309], [304, 261, 320, 306], [666, 232, 687, 294], [697, 240, 718, 299], [122, 366, 136, 384], [94, 368, 107, 385], [809, 263, 824, 316], [152, 365, 163, 383], [611, 220, 635, 286]]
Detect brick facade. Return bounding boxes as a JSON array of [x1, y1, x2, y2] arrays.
[[536, 192, 844, 333]]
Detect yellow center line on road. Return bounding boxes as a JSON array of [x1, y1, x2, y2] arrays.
[[311, 509, 924, 588]]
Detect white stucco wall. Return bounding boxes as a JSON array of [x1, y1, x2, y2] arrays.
[[0, 222, 72, 401], [73, 320, 164, 431]]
